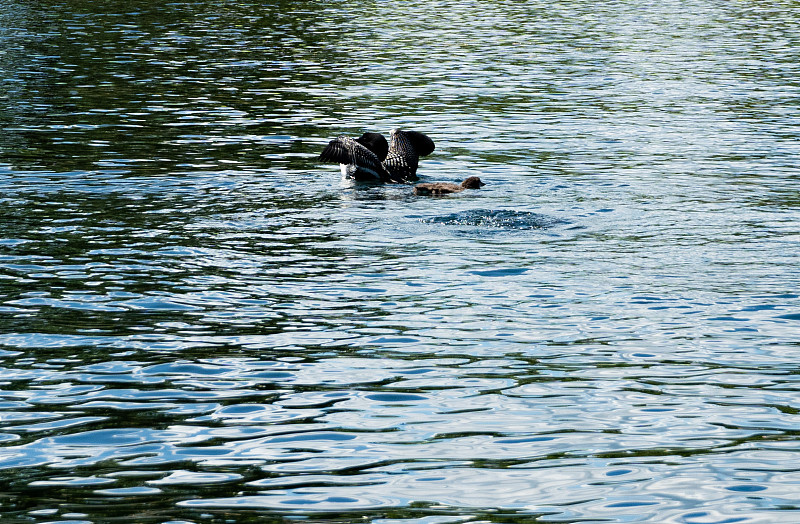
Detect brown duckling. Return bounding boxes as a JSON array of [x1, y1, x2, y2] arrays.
[[413, 176, 485, 196]]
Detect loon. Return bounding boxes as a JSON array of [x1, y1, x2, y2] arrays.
[[413, 176, 485, 195], [319, 129, 435, 183]]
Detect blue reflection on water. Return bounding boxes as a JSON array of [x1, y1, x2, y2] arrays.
[[2, 0, 800, 522]]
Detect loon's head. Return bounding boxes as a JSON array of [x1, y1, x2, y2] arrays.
[[461, 176, 485, 189], [356, 132, 389, 162]]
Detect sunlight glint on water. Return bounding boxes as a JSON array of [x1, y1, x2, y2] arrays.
[[1, 0, 800, 522]]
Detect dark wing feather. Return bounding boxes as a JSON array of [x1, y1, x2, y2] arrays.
[[319, 137, 366, 164], [383, 129, 435, 182], [319, 138, 349, 164], [404, 131, 435, 157], [384, 130, 418, 181], [319, 137, 379, 168], [319, 136, 388, 181]]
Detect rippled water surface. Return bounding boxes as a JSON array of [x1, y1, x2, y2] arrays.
[[2, 0, 800, 522]]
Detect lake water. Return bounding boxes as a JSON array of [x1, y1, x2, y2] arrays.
[[1, 0, 800, 522]]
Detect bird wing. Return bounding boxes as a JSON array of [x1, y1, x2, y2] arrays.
[[384, 129, 435, 182], [403, 130, 435, 157], [320, 136, 383, 170], [320, 136, 390, 181]]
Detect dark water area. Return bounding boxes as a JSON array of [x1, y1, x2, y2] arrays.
[[1, 0, 800, 522]]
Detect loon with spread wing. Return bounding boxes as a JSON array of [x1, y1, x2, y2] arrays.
[[319, 129, 435, 183]]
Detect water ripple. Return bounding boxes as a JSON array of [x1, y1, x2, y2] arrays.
[[2, 0, 800, 522], [425, 209, 565, 230]]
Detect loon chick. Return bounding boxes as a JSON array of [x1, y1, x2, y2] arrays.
[[319, 132, 391, 182], [384, 128, 436, 182], [414, 176, 485, 195]]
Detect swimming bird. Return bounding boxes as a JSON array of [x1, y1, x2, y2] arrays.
[[319, 129, 435, 183], [413, 176, 485, 195]]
